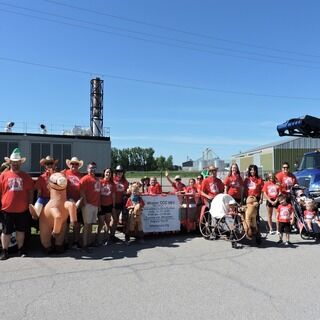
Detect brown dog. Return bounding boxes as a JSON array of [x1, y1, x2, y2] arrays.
[[243, 196, 259, 240]]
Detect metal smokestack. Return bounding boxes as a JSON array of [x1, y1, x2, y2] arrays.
[[90, 77, 104, 137]]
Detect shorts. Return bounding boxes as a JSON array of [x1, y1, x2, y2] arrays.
[[99, 205, 113, 216], [266, 199, 278, 208], [36, 197, 49, 206], [81, 204, 98, 224], [1, 211, 30, 234], [278, 222, 291, 234]]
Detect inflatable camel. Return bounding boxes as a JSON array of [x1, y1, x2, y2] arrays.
[[38, 172, 77, 252]]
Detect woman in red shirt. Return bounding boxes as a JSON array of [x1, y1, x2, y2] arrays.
[[99, 168, 115, 244], [224, 163, 244, 204], [263, 173, 281, 234]]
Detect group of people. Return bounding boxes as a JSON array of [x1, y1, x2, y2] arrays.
[[0, 148, 145, 260], [0, 147, 317, 260]]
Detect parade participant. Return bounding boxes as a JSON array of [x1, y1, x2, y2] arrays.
[[185, 178, 198, 194], [99, 168, 115, 245], [125, 182, 145, 245], [276, 194, 294, 246], [63, 156, 84, 248], [303, 200, 319, 233], [275, 162, 298, 195], [263, 173, 281, 234], [224, 163, 244, 204], [195, 175, 203, 194], [0, 148, 34, 260], [147, 176, 162, 195], [200, 166, 224, 207], [165, 171, 186, 193], [29, 156, 58, 219], [107, 165, 129, 245], [140, 176, 150, 193], [80, 162, 101, 250]]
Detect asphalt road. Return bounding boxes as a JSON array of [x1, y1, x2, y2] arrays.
[[1, 205, 320, 320]]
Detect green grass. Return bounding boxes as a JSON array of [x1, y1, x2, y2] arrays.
[[125, 171, 201, 179]]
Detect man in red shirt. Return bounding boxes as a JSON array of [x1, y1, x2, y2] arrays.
[[63, 156, 84, 248], [0, 148, 34, 260], [80, 162, 101, 250], [200, 166, 224, 207]]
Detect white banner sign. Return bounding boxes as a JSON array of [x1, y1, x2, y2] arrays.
[[141, 195, 181, 233]]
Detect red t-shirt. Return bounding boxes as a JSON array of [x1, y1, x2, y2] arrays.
[[147, 183, 162, 195], [171, 181, 186, 193], [0, 170, 34, 213], [275, 172, 297, 194], [224, 174, 243, 199], [80, 174, 101, 207], [201, 176, 224, 199], [113, 176, 129, 204], [34, 171, 51, 198], [100, 179, 115, 206], [262, 181, 280, 200], [64, 169, 83, 201], [276, 204, 293, 223], [244, 176, 264, 198], [185, 185, 198, 194], [304, 210, 316, 219]]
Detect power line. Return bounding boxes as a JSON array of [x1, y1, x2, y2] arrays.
[[1, 56, 319, 101], [1, 7, 320, 70], [42, 0, 320, 59], [1, 1, 319, 66]]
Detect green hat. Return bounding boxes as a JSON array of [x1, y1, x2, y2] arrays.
[[4, 148, 26, 163]]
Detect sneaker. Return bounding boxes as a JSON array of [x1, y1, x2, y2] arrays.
[[277, 239, 283, 244], [0, 249, 9, 260], [18, 247, 27, 258], [269, 230, 276, 235]]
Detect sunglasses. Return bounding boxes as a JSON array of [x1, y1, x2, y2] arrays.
[[71, 163, 79, 166]]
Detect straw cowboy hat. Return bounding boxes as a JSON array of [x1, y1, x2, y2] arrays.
[[66, 157, 84, 169], [174, 175, 182, 181], [40, 155, 59, 166], [4, 148, 26, 164]]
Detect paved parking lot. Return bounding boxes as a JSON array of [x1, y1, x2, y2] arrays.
[[1, 204, 319, 320]]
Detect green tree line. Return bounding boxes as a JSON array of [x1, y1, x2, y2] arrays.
[[111, 147, 174, 171]]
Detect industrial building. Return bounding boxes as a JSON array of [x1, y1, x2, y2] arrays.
[[0, 78, 111, 175], [231, 137, 320, 175]]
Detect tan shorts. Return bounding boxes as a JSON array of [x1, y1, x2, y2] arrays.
[[82, 204, 98, 224]]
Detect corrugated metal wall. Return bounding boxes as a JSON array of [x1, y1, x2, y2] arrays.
[[274, 148, 313, 172]]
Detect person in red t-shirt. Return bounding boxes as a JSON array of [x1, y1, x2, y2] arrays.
[[108, 165, 129, 245], [146, 177, 162, 195], [80, 162, 101, 249], [275, 162, 297, 195], [62, 156, 84, 248], [200, 166, 224, 207], [99, 168, 115, 244], [263, 173, 281, 234], [224, 163, 244, 204], [0, 148, 34, 260], [276, 194, 294, 245], [29, 156, 58, 219], [165, 171, 186, 193]]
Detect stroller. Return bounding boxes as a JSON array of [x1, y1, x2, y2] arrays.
[[290, 185, 320, 240]]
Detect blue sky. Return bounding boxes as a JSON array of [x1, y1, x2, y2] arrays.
[[1, 0, 320, 165]]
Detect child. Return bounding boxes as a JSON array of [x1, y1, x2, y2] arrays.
[[303, 200, 318, 232], [125, 182, 145, 244], [276, 194, 294, 246]]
